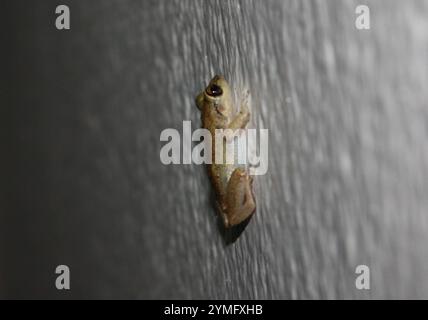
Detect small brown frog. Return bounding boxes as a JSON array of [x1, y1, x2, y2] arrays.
[[196, 75, 256, 228]]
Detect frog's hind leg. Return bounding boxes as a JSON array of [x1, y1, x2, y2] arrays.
[[224, 168, 256, 227], [215, 200, 230, 229]]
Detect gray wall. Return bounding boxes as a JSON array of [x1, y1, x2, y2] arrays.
[[3, 0, 428, 299]]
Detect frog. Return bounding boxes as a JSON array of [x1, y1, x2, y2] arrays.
[[196, 75, 256, 228]]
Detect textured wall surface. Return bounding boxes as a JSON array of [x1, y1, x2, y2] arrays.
[[3, 0, 428, 299]]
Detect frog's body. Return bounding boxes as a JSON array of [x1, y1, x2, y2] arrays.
[[196, 75, 256, 228]]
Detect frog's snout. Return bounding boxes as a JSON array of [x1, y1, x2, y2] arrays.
[[211, 75, 227, 87], [212, 75, 224, 82]]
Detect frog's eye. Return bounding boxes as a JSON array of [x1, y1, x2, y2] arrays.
[[206, 84, 223, 97]]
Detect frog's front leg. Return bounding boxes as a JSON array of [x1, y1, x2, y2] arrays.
[[222, 167, 256, 227], [227, 90, 250, 132]]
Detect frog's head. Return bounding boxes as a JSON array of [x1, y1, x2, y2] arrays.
[[196, 75, 233, 116]]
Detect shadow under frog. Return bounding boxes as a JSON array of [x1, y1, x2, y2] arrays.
[[196, 75, 256, 243]]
